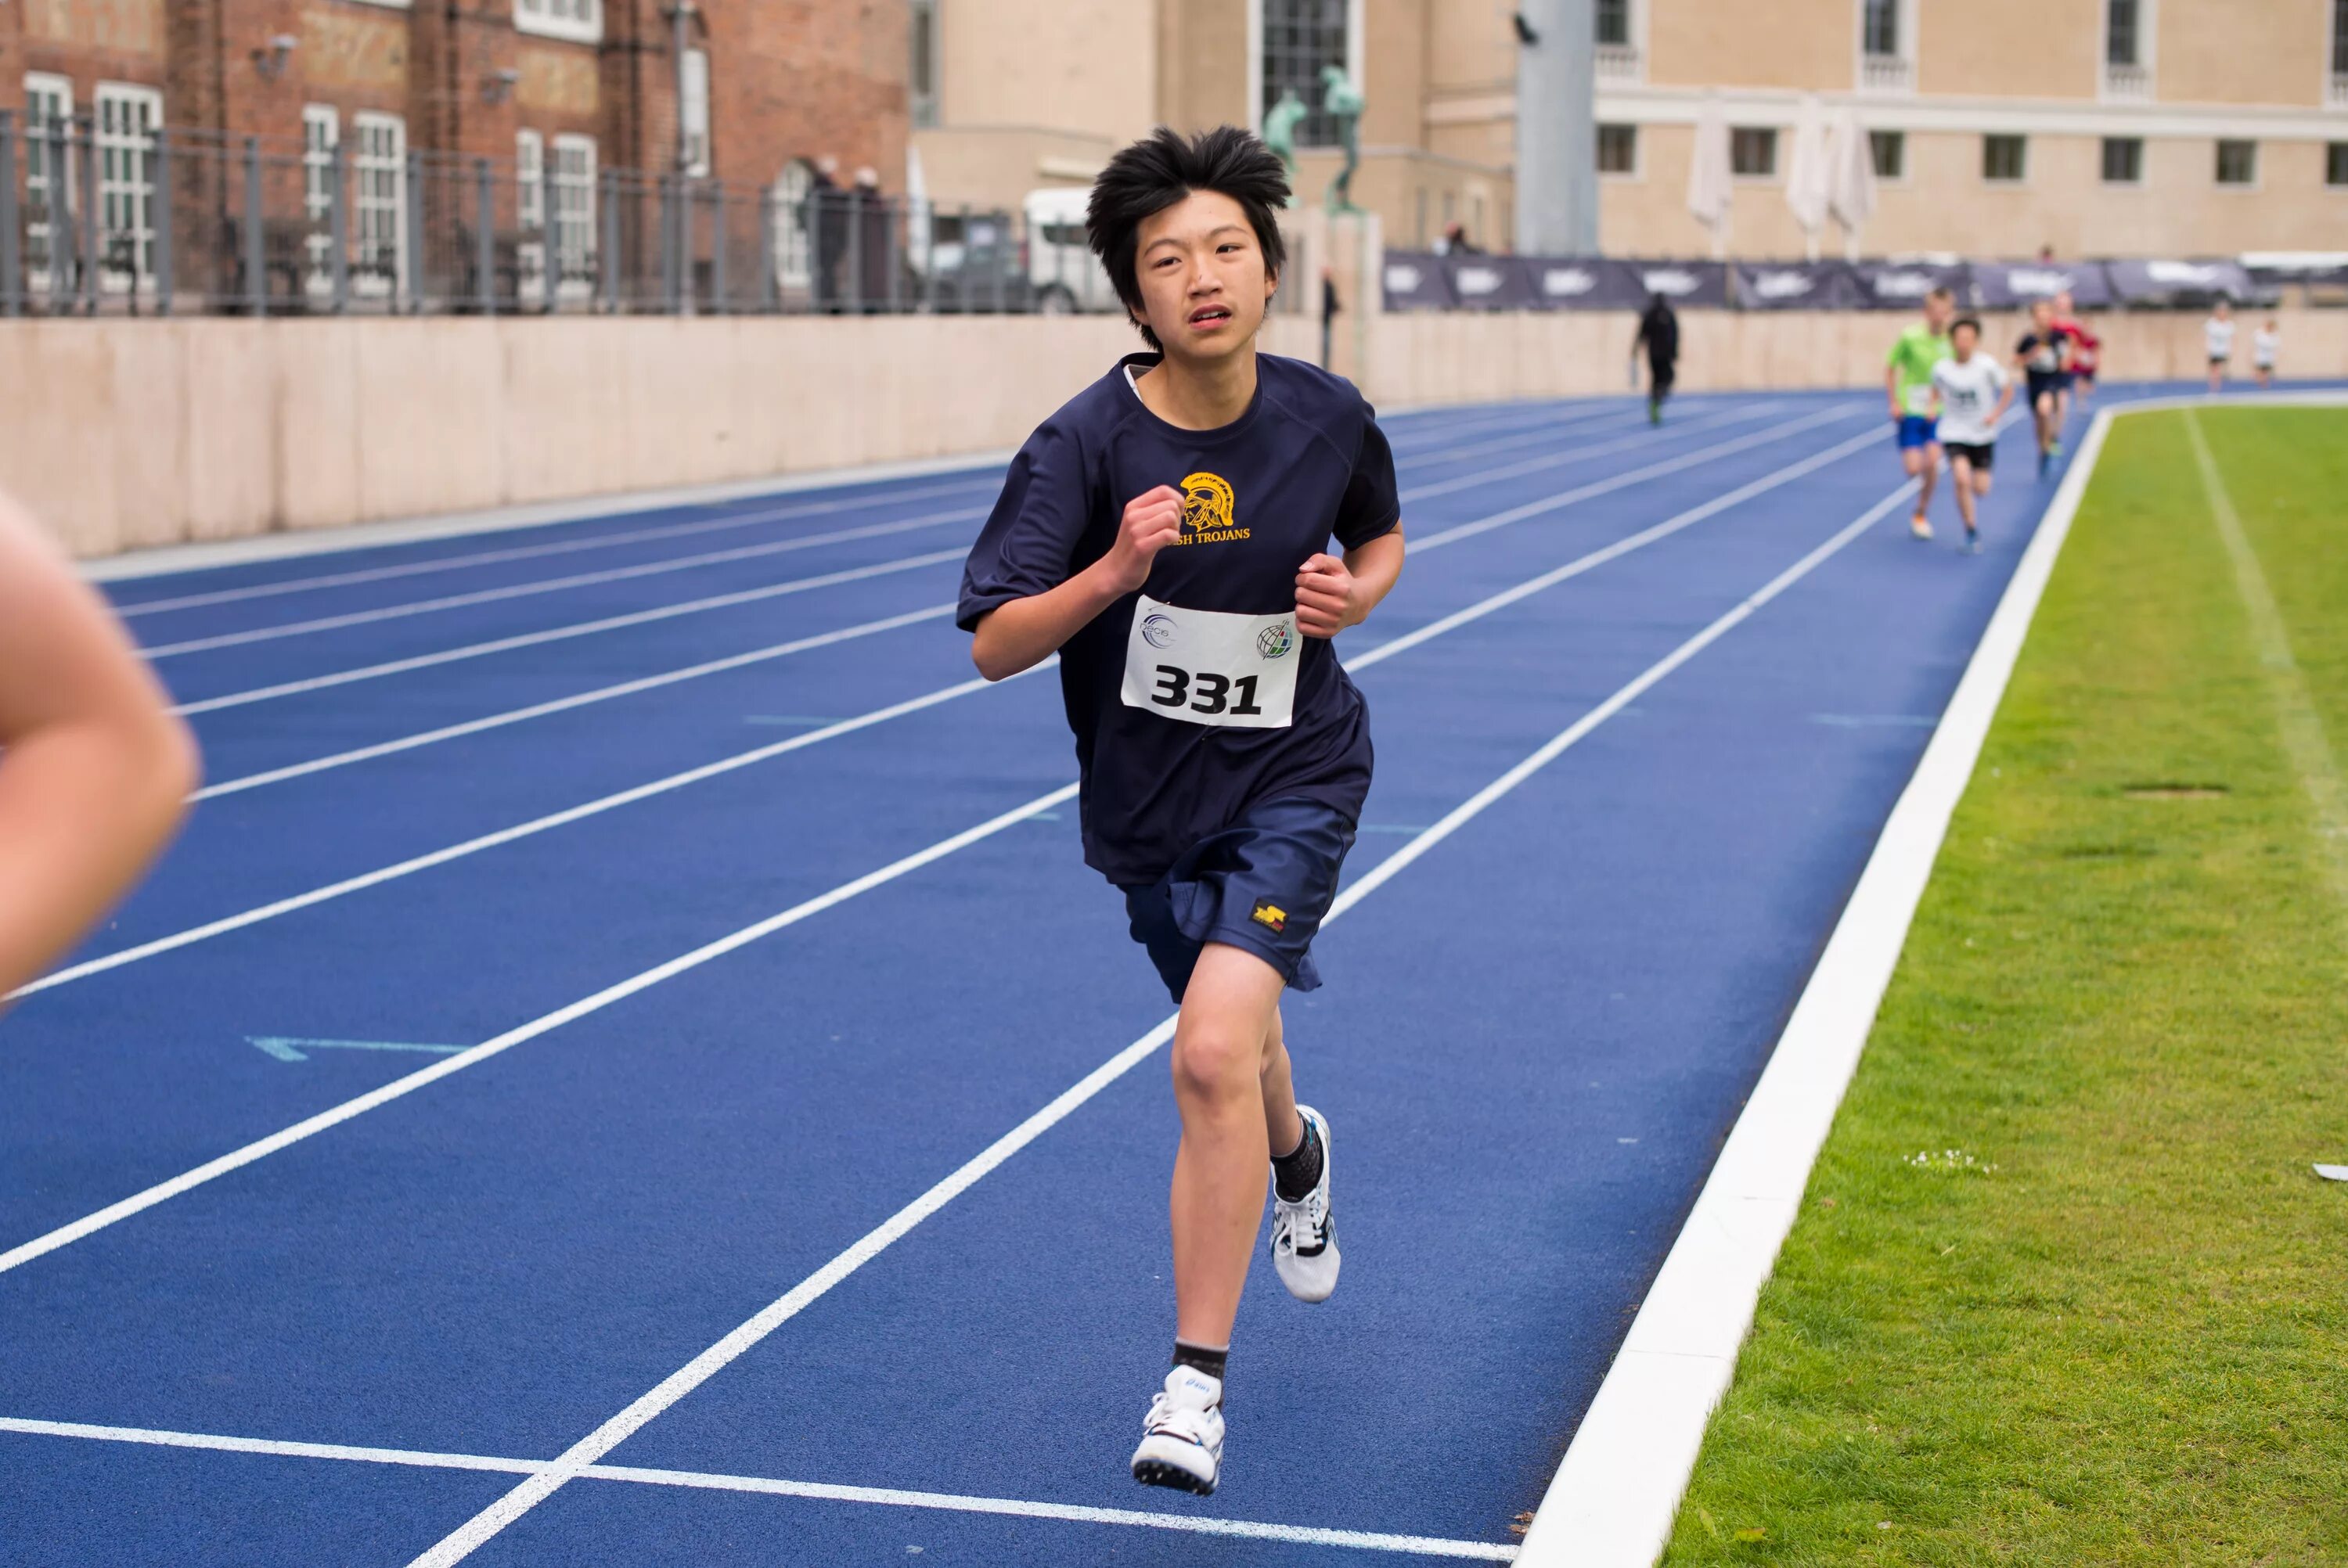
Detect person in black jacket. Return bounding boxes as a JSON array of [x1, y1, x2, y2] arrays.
[[1633, 291, 1680, 425]]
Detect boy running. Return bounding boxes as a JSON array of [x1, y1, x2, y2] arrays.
[[2205, 300, 2235, 392], [2253, 316, 2279, 388], [1885, 286, 1955, 540], [958, 127, 1406, 1497], [2051, 290, 2098, 412], [2014, 298, 2073, 476], [1928, 317, 2014, 553]]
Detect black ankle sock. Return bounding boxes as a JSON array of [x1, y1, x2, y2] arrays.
[[1271, 1113, 1323, 1203], [1172, 1340, 1228, 1384]]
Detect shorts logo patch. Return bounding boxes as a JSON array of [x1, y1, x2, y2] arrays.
[[1140, 613, 1176, 649], [1255, 622, 1293, 660], [1251, 901, 1288, 932]]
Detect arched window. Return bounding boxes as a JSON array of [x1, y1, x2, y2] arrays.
[[772, 159, 815, 292]]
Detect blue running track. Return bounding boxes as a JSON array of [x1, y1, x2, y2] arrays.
[[0, 381, 2143, 1565]]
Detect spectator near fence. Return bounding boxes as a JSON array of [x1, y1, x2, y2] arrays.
[[805, 155, 846, 312]]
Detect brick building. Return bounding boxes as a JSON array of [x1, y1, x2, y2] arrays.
[[3, 0, 909, 305]]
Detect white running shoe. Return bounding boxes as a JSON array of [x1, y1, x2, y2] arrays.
[[1271, 1105, 1341, 1303], [1131, 1365, 1224, 1494]]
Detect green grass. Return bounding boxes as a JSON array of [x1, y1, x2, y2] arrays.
[[1661, 408, 2348, 1567]]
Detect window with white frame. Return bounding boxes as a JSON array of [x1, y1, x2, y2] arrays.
[[679, 47, 711, 176], [2332, 0, 2348, 104], [1869, 129, 1905, 179], [1858, 0, 1914, 92], [1594, 0, 1642, 81], [1982, 133, 2026, 182], [515, 0, 601, 44], [772, 159, 813, 291], [1596, 123, 1637, 176], [1259, 0, 1350, 147], [551, 134, 596, 294], [303, 106, 340, 293], [516, 128, 547, 304], [2101, 136, 2143, 184], [909, 0, 940, 128], [353, 112, 407, 297], [1730, 127, 1777, 178], [23, 74, 72, 285], [95, 83, 162, 289], [2331, 141, 2348, 185], [517, 130, 546, 232], [2103, 0, 2152, 97], [2215, 138, 2256, 186]]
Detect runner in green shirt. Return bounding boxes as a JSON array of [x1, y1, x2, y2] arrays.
[[1884, 286, 1955, 541]]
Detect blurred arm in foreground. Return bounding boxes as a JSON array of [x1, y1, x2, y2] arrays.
[[0, 491, 200, 1006]]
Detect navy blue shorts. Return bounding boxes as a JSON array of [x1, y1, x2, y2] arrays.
[[1119, 796, 1356, 1005]]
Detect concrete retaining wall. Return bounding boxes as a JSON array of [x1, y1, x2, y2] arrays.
[[5, 307, 2339, 559]]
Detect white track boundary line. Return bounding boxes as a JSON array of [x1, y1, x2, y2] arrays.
[[1511, 397, 2344, 1566], [169, 548, 967, 717], [140, 508, 988, 660], [41, 418, 1886, 991], [0, 1417, 1514, 1560], [408, 476, 1918, 1568], [113, 478, 998, 619], [193, 605, 954, 800], [1, 418, 1894, 1275]]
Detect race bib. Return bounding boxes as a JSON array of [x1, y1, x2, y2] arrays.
[[1120, 594, 1298, 729]]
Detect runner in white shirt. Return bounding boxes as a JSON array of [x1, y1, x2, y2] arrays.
[[1928, 317, 2015, 554], [2253, 318, 2280, 389], [2204, 300, 2235, 393]]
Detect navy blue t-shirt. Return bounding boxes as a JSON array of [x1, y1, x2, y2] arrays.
[[957, 352, 1402, 886]]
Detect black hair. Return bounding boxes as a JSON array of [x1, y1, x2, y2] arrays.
[[1951, 315, 1982, 336], [1087, 126, 1291, 351]]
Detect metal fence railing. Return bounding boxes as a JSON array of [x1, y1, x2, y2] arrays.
[[0, 115, 1266, 322]]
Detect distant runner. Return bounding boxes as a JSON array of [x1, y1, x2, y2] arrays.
[[2252, 316, 2280, 388], [1633, 292, 1680, 426], [1928, 317, 2014, 554], [2051, 290, 2098, 412], [2204, 300, 2235, 393], [1885, 286, 1955, 540], [2013, 299, 2073, 477]]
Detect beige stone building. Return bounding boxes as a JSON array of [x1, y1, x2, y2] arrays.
[[913, 0, 2348, 257]]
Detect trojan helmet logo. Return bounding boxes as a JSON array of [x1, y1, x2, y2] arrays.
[[1177, 472, 1244, 544]]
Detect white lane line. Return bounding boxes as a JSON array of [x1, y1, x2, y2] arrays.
[[140, 402, 1638, 650], [139, 509, 987, 660], [1384, 397, 1624, 452], [1, 422, 1896, 1264], [174, 399, 1841, 765], [169, 548, 966, 717], [2182, 409, 2348, 911], [407, 473, 1919, 1568], [12, 666, 1040, 1003], [1391, 400, 1657, 463], [1407, 407, 1858, 550], [1399, 401, 1791, 500], [0, 1417, 1514, 1560], [111, 479, 998, 619], [42, 419, 1892, 996], [66, 419, 1891, 989], [0, 772, 1078, 1277], [162, 409, 1681, 716], [193, 605, 954, 801]]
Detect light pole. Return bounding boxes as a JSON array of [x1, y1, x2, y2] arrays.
[[1513, 0, 1599, 257]]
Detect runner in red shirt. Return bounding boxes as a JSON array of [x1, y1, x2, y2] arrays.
[[2052, 290, 2098, 413]]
